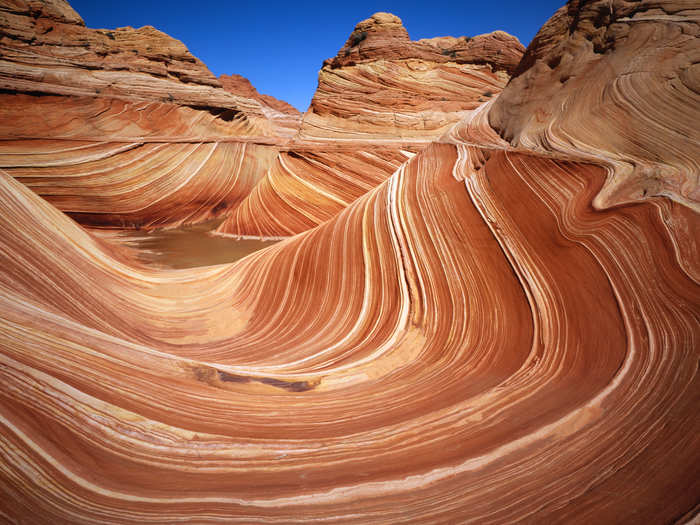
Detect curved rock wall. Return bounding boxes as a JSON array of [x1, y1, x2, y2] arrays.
[[0, 140, 278, 228], [0, 122, 697, 522], [0, 1, 698, 521], [1, 4, 522, 233], [300, 13, 524, 142], [489, 0, 700, 210], [217, 13, 525, 237]]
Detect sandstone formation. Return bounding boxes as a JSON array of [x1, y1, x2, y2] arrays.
[[0, 2, 522, 233], [219, 73, 302, 117], [0, 0, 295, 140], [0, 140, 277, 228], [0, 0, 301, 228], [216, 146, 416, 237], [298, 12, 524, 142], [488, 0, 700, 210], [0, 0, 698, 522], [215, 13, 525, 237], [219, 74, 302, 139]]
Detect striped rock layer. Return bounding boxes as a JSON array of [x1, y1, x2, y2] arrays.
[[215, 13, 525, 237], [0, 140, 278, 229], [213, 145, 419, 237], [1, 3, 523, 234], [298, 12, 525, 142], [0, 0, 297, 229], [0, 0, 298, 141], [0, 1, 699, 522], [488, 0, 700, 210]]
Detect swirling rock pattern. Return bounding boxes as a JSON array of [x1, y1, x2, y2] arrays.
[[216, 13, 524, 237], [488, 0, 700, 210], [0, 139, 278, 228], [215, 145, 418, 237], [0, 0, 302, 228], [1, 3, 522, 234], [0, 0, 699, 523]]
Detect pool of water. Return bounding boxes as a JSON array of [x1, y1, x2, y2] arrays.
[[92, 221, 281, 269]]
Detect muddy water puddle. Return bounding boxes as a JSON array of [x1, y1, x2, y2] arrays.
[[92, 221, 281, 269]]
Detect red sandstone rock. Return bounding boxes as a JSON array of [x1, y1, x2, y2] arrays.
[[216, 13, 525, 237], [0, 0, 698, 523], [219, 73, 302, 138], [488, 0, 700, 210], [0, 0, 299, 228], [299, 12, 525, 142], [1, 0, 83, 25], [0, 0, 291, 140], [326, 12, 523, 73], [0, 4, 525, 234], [219, 73, 301, 116]]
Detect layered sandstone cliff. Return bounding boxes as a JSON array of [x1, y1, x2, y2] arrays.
[[298, 12, 524, 142], [0, 0, 304, 228], [0, 0, 297, 140], [488, 0, 699, 210], [219, 73, 302, 116], [1, 3, 524, 233], [219, 74, 302, 138]]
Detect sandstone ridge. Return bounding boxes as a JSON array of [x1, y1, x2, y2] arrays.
[[219, 73, 302, 116], [488, 0, 700, 210], [216, 13, 526, 236], [0, 0, 698, 522], [0, 0, 298, 140], [326, 12, 524, 74], [298, 12, 525, 143]]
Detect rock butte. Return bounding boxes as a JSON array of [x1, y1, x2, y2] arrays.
[[0, 0, 698, 523]]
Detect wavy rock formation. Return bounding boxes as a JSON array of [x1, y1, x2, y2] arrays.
[[0, 0, 302, 228], [488, 0, 700, 210], [1, 3, 522, 234], [0, 0, 293, 140], [215, 13, 525, 237], [0, 0, 699, 523], [219, 74, 302, 138], [0, 140, 277, 228], [219, 73, 302, 118], [217, 146, 416, 237]]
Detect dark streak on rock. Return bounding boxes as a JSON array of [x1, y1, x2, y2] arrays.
[[201, 368, 315, 392], [0, 88, 54, 97], [192, 365, 215, 382], [217, 371, 251, 383], [258, 377, 315, 392]]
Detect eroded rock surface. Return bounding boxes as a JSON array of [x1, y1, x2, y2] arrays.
[[299, 12, 525, 142], [215, 12, 525, 237], [0, 2, 698, 522], [0, 0, 297, 140], [1, 4, 523, 233], [219, 73, 302, 117], [488, 0, 700, 210], [0, 0, 301, 228]]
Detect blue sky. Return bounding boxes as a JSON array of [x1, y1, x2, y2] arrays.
[[69, 0, 564, 112]]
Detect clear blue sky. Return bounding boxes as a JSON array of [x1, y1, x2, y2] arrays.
[[69, 0, 564, 112]]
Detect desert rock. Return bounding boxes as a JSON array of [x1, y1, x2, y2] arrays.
[[0, 2, 698, 521], [215, 13, 525, 237]]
